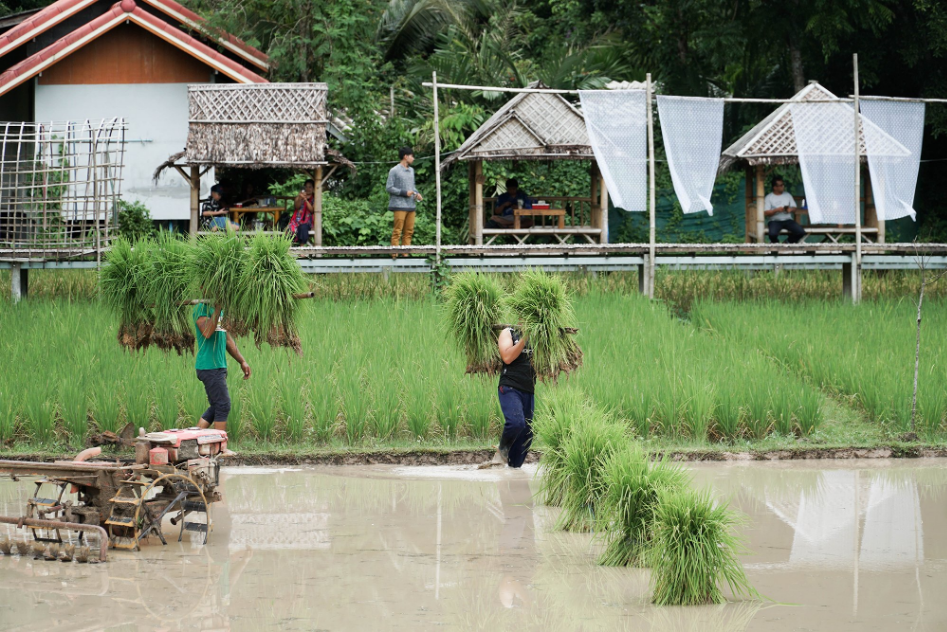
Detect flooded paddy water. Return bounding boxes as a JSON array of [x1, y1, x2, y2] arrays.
[[1, 459, 946, 631]]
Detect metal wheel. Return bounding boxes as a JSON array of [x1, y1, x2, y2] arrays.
[[107, 473, 210, 550]]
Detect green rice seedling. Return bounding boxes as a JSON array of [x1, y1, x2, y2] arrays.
[[685, 380, 716, 441], [714, 381, 742, 440], [190, 231, 249, 336], [919, 388, 946, 438], [648, 488, 757, 606], [60, 380, 89, 447], [237, 233, 309, 353], [595, 446, 689, 567], [307, 377, 338, 442], [279, 380, 307, 443], [370, 372, 402, 441], [0, 390, 18, 443], [146, 232, 195, 355], [796, 387, 822, 436], [556, 408, 627, 532], [340, 370, 370, 443], [402, 368, 432, 440], [23, 387, 56, 445], [533, 385, 589, 506], [100, 237, 154, 351], [443, 272, 504, 374], [227, 383, 245, 444], [152, 374, 179, 429], [460, 375, 496, 439], [770, 387, 794, 436], [506, 269, 583, 380], [91, 386, 121, 434], [248, 377, 278, 442], [435, 373, 463, 439], [179, 379, 208, 427], [744, 388, 771, 440]]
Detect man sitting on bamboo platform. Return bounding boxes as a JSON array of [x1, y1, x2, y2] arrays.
[[287, 179, 316, 245], [386, 146, 423, 257], [487, 178, 533, 229], [480, 326, 536, 469], [765, 176, 806, 243], [202, 184, 240, 231], [193, 302, 251, 454]]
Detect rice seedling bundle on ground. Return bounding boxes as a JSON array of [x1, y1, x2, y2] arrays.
[[146, 232, 196, 355], [190, 231, 250, 336], [555, 408, 627, 532], [648, 488, 757, 606], [533, 386, 591, 506], [100, 237, 154, 351], [594, 446, 689, 567], [443, 272, 504, 374], [507, 269, 583, 380], [237, 233, 309, 353]]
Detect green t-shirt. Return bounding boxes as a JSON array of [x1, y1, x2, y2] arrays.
[[193, 303, 228, 370]]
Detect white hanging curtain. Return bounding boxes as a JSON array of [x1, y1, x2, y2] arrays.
[[861, 100, 924, 222], [790, 102, 857, 225], [656, 96, 724, 215], [578, 90, 647, 212]]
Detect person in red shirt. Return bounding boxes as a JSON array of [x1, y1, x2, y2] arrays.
[[287, 179, 316, 245]]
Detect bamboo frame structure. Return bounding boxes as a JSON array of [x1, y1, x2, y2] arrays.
[[0, 119, 126, 259]]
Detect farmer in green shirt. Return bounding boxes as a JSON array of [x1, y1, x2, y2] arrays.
[[193, 303, 251, 440]]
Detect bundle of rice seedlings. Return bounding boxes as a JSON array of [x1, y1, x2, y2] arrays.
[[190, 231, 250, 336], [594, 446, 689, 567], [648, 488, 758, 605], [237, 233, 309, 354], [556, 408, 627, 532], [533, 386, 591, 507], [506, 269, 582, 380], [100, 237, 154, 351], [443, 272, 504, 374], [146, 232, 196, 355]]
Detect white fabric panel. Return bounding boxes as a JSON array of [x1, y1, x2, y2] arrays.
[[861, 100, 924, 221], [790, 102, 858, 225], [579, 90, 648, 212], [656, 96, 724, 215]]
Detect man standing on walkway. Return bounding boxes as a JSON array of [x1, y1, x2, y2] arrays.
[[765, 176, 807, 243], [386, 146, 423, 256]]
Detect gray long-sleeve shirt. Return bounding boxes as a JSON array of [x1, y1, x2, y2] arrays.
[[386, 164, 418, 211]]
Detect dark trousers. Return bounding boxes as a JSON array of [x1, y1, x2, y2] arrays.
[[294, 222, 312, 245], [768, 219, 807, 244], [197, 368, 231, 423], [498, 385, 534, 468]]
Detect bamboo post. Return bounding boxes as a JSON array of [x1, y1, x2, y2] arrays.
[[745, 166, 754, 243], [755, 165, 765, 243], [433, 71, 443, 265], [468, 162, 477, 244], [189, 165, 200, 237], [10, 263, 25, 303], [314, 166, 323, 247], [853, 53, 862, 303], [474, 161, 484, 246], [646, 73, 656, 298]]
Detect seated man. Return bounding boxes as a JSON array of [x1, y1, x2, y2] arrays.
[[202, 184, 240, 231], [487, 178, 533, 228], [765, 176, 806, 243]]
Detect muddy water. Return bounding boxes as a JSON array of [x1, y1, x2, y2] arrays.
[[0, 460, 945, 631]]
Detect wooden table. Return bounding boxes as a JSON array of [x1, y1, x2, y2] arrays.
[[230, 206, 283, 226], [514, 208, 565, 229]]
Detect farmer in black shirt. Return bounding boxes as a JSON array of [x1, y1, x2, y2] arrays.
[[480, 327, 536, 468]]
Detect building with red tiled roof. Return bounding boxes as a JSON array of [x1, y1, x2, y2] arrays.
[[0, 0, 269, 221]]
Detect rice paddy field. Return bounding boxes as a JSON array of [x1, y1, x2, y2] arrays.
[[0, 268, 945, 451]]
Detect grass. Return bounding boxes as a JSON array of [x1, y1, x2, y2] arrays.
[[1, 271, 946, 451], [648, 488, 757, 605]]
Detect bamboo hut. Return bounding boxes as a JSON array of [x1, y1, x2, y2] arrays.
[[441, 82, 608, 245], [719, 82, 906, 244], [157, 83, 352, 242]]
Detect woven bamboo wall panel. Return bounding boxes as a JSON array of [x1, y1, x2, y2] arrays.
[[516, 93, 589, 145], [188, 83, 328, 122]]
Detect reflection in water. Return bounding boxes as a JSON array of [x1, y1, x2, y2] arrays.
[[0, 461, 945, 631]]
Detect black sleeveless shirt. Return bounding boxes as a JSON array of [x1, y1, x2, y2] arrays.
[[498, 328, 536, 394]]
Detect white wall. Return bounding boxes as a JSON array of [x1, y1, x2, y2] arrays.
[[35, 81, 214, 221]]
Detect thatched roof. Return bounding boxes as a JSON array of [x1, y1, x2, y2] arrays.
[[441, 81, 593, 169], [186, 83, 329, 169], [719, 82, 908, 174]]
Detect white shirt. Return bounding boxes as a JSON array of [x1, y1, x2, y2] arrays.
[[764, 192, 797, 222]]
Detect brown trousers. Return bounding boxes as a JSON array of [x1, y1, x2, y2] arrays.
[[391, 210, 416, 248]]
